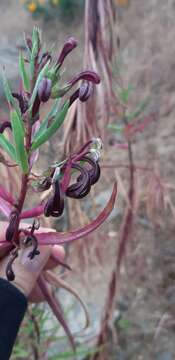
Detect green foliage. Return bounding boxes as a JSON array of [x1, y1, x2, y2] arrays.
[[31, 100, 69, 150], [19, 52, 30, 92], [10, 110, 29, 174], [0, 134, 17, 162], [12, 304, 98, 360]]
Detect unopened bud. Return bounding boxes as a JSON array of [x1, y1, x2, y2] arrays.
[[38, 77, 52, 102], [79, 82, 93, 102], [57, 37, 77, 67]]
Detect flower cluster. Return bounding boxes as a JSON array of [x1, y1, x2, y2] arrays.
[[0, 27, 116, 350]]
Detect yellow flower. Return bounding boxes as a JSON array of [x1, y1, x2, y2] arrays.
[[27, 1, 37, 12], [51, 0, 59, 6], [116, 0, 129, 6]]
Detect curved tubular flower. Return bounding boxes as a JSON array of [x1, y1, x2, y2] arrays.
[[78, 156, 101, 186], [38, 77, 52, 102], [68, 70, 101, 87], [56, 37, 77, 67], [66, 163, 91, 199], [0, 27, 116, 351], [44, 179, 64, 217]]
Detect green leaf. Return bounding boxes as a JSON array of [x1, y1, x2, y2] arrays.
[[31, 101, 69, 151], [29, 60, 51, 110], [0, 134, 17, 161], [107, 123, 123, 133], [118, 318, 131, 330], [119, 84, 133, 104], [1, 71, 21, 117], [126, 98, 150, 122], [19, 52, 30, 91], [33, 99, 61, 142], [30, 27, 42, 78], [10, 110, 29, 174]]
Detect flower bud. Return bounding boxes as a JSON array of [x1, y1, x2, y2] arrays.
[[57, 37, 77, 67], [79, 82, 93, 102], [68, 71, 100, 87], [38, 77, 52, 102]]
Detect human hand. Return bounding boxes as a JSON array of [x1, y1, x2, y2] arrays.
[[0, 222, 65, 301]]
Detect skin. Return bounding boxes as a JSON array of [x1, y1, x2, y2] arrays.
[[0, 221, 65, 302]]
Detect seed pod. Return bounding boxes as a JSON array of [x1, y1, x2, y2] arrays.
[[12, 93, 28, 114], [68, 70, 100, 87], [38, 77, 52, 103]]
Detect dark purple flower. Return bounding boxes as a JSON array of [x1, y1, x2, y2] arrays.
[[39, 52, 52, 71], [66, 163, 91, 199], [12, 93, 28, 114], [32, 94, 41, 119], [38, 77, 52, 103], [0, 121, 12, 134], [56, 37, 77, 67], [44, 179, 64, 217], [79, 82, 94, 102], [69, 82, 94, 106], [68, 70, 100, 87]]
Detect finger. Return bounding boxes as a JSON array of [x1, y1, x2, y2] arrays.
[[44, 245, 65, 270]]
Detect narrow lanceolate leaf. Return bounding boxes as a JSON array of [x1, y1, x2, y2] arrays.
[[37, 183, 117, 245], [32, 98, 60, 142], [10, 110, 29, 174], [0, 134, 17, 162], [29, 60, 50, 110], [107, 124, 123, 133], [31, 101, 69, 151], [2, 72, 21, 117], [19, 52, 30, 91]]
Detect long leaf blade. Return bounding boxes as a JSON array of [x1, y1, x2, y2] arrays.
[[0, 134, 17, 161], [31, 101, 69, 151], [32, 98, 61, 142], [19, 52, 30, 91], [10, 110, 29, 174], [1, 71, 21, 117]]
